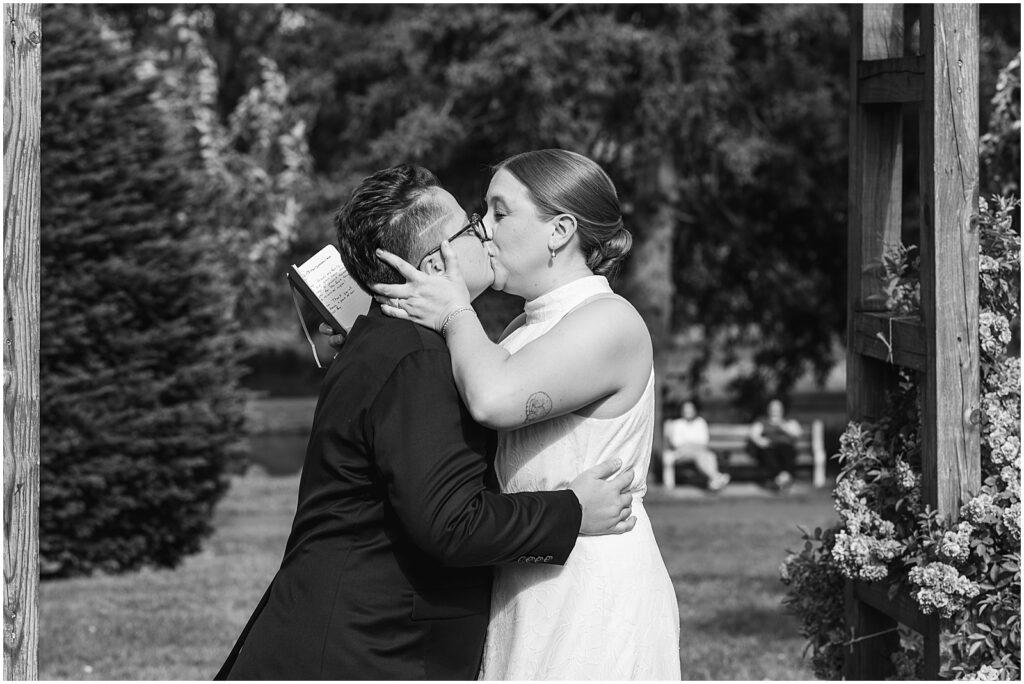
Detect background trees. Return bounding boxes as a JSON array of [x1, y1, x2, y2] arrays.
[[39, 4, 248, 577], [97, 3, 1018, 411], [271, 4, 852, 413]]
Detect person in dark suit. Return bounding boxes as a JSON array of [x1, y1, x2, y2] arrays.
[[216, 164, 636, 681], [747, 397, 802, 492]]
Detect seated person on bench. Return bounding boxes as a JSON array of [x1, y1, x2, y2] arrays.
[[662, 399, 731, 491], [747, 398, 801, 491]]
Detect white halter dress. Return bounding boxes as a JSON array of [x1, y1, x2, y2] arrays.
[[479, 275, 681, 680]]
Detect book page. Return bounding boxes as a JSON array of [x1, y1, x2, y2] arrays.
[[294, 245, 371, 330]]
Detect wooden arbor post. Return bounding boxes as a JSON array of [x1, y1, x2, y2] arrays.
[[3, 3, 42, 679], [845, 4, 980, 680]]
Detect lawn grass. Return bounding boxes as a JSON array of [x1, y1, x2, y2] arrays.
[[39, 472, 837, 680], [645, 485, 837, 679]]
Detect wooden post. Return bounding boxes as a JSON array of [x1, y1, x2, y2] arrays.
[[918, 3, 981, 523], [918, 4, 980, 675], [844, 582, 900, 680], [846, 3, 905, 425], [844, 6, 904, 676], [3, 3, 42, 680]]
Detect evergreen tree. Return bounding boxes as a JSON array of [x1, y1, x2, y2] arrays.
[[39, 4, 248, 577]]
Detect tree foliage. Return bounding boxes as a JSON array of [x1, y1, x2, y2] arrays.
[[981, 53, 1021, 199], [178, 3, 852, 408], [93, 4, 1020, 409], [39, 4, 248, 577]]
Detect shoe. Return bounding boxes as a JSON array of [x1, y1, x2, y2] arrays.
[[773, 471, 793, 492], [708, 473, 731, 492]]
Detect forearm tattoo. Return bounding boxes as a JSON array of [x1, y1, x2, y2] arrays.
[[524, 392, 553, 423]]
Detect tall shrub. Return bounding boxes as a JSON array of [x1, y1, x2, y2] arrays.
[[39, 4, 248, 577]]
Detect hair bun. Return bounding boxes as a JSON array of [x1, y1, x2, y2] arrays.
[[588, 222, 632, 280]]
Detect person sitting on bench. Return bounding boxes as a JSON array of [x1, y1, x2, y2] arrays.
[[662, 399, 731, 492], [747, 398, 801, 492]]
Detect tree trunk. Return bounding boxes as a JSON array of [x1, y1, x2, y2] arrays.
[[621, 154, 677, 469]]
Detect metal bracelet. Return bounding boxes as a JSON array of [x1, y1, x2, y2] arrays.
[[440, 306, 475, 338]]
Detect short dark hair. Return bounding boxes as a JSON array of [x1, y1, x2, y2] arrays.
[[334, 164, 446, 291]]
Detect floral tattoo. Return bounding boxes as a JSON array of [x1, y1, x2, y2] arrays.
[[524, 392, 553, 423]]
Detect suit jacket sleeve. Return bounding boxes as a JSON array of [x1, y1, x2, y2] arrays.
[[368, 349, 581, 567]]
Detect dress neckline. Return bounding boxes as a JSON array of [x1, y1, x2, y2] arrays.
[[523, 275, 612, 325]]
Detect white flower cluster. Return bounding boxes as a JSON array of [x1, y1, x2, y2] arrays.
[[895, 459, 920, 493], [830, 529, 901, 581], [829, 427, 909, 582], [978, 313, 1011, 358], [937, 522, 975, 564], [960, 663, 1005, 680], [979, 311, 1013, 357], [982, 395, 1022, 470], [1004, 501, 1020, 543], [979, 253, 1001, 274], [994, 437, 1021, 467], [985, 356, 1021, 399], [961, 493, 1002, 526], [908, 562, 981, 618], [999, 466, 1020, 498], [837, 422, 870, 464], [833, 474, 866, 511]]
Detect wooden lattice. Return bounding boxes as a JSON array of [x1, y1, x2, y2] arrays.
[[845, 4, 981, 679]]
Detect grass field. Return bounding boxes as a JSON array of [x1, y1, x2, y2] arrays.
[[39, 472, 837, 680]]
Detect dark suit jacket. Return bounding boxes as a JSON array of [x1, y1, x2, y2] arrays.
[[216, 306, 582, 680]]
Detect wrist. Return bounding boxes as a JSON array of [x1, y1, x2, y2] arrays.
[[440, 306, 476, 338]]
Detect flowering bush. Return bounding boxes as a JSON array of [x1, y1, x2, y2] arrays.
[[780, 196, 1021, 679]]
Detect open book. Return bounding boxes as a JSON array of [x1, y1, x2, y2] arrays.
[[286, 244, 372, 367]]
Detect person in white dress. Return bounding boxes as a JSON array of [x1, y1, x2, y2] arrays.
[[373, 149, 681, 680], [663, 399, 731, 491]]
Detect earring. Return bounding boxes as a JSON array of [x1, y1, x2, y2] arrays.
[[550, 247, 556, 259]]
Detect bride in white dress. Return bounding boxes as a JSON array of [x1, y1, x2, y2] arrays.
[[374, 149, 681, 680]]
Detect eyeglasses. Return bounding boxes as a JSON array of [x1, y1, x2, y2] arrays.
[[418, 213, 487, 269]]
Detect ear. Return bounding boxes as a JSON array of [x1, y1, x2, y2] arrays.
[[420, 253, 446, 275], [548, 214, 578, 253]]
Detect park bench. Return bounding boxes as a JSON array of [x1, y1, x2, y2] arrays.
[[663, 420, 827, 489]]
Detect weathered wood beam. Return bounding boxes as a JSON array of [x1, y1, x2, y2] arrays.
[[918, 3, 981, 522], [852, 311, 927, 371], [844, 580, 901, 680], [853, 578, 941, 679], [858, 56, 926, 103], [919, 4, 981, 673], [3, 3, 42, 680], [852, 580, 926, 634], [845, 5, 905, 676], [847, 3, 905, 428]]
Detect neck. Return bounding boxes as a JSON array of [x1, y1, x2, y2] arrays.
[[514, 253, 595, 302]]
